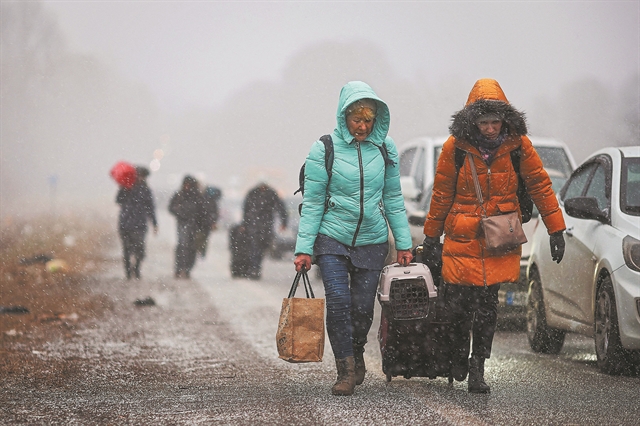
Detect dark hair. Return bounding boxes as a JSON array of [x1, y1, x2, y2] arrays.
[[136, 166, 150, 178], [183, 175, 197, 186]]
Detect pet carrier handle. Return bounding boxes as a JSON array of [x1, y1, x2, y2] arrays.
[[287, 269, 315, 299]]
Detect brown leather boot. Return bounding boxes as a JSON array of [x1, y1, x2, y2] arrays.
[[331, 356, 356, 396], [353, 348, 366, 385]]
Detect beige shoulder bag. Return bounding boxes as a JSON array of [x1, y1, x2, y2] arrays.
[[467, 153, 527, 253]]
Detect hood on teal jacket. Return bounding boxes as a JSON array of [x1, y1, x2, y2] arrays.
[[294, 81, 412, 256]]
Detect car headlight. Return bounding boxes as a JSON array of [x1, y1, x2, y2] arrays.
[[622, 235, 640, 272]]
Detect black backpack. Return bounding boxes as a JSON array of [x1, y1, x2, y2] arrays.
[[294, 134, 395, 215], [454, 147, 534, 223]]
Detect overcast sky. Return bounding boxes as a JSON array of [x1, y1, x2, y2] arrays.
[[45, 1, 639, 113], [4, 0, 637, 214]]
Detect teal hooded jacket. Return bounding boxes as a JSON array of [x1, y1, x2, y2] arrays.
[[294, 81, 412, 256]]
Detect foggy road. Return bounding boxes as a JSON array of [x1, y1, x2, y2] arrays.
[[3, 213, 639, 425]]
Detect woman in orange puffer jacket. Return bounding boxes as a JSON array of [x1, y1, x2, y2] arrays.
[[422, 79, 566, 393]]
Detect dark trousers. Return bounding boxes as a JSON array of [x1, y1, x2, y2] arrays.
[[245, 231, 270, 279], [445, 283, 500, 360], [175, 222, 197, 276], [316, 254, 381, 359], [119, 228, 146, 278]]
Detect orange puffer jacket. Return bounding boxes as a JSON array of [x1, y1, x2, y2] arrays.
[[423, 79, 566, 286]]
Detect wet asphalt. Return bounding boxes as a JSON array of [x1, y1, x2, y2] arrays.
[[2, 213, 639, 425]]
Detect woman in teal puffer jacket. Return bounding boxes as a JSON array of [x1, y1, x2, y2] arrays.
[[294, 81, 413, 396]]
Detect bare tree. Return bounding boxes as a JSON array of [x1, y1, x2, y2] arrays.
[[1, 1, 67, 208]]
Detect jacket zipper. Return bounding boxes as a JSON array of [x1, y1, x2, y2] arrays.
[[352, 141, 365, 246]]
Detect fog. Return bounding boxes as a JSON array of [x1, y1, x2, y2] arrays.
[[1, 1, 638, 217]]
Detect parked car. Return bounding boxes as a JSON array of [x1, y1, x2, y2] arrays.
[[394, 136, 577, 324], [526, 146, 640, 374]]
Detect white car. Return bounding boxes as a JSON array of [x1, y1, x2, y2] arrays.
[[398, 135, 450, 206], [396, 136, 576, 323], [526, 146, 640, 374]]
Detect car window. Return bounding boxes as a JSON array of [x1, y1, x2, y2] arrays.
[[420, 185, 434, 212], [400, 147, 416, 177], [535, 147, 574, 177], [414, 147, 426, 193], [584, 164, 609, 211], [621, 157, 640, 216], [561, 162, 598, 202]]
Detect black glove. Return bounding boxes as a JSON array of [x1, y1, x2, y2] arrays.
[[422, 236, 443, 278], [550, 232, 565, 264]]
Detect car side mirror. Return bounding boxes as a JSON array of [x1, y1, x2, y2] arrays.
[[564, 197, 608, 223], [407, 212, 427, 226]]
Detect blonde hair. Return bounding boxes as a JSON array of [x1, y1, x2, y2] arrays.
[[346, 99, 377, 121]]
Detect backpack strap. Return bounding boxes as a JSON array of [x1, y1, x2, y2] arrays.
[[454, 147, 466, 172], [319, 135, 334, 181], [510, 148, 521, 175], [321, 135, 395, 178], [378, 142, 396, 167], [294, 135, 333, 197]]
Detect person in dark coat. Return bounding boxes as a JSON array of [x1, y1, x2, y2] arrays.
[[116, 166, 158, 280], [195, 186, 222, 258], [169, 175, 206, 279], [241, 182, 288, 279]]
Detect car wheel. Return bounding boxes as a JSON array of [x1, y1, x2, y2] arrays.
[[594, 275, 634, 375], [526, 269, 565, 354]]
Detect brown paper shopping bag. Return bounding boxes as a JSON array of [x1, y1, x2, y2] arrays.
[[276, 271, 325, 363]]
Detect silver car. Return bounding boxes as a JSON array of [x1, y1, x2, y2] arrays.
[[526, 146, 640, 374]]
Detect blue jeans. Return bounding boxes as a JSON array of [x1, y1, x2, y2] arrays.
[[316, 254, 381, 359]]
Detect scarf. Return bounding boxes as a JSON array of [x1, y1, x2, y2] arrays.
[[473, 133, 506, 164]]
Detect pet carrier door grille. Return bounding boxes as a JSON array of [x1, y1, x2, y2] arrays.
[[389, 277, 430, 320]]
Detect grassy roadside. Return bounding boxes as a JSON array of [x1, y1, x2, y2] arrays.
[[0, 211, 117, 336]]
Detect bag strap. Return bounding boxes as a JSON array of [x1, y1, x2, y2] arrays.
[[287, 270, 315, 299], [467, 153, 488, 218]]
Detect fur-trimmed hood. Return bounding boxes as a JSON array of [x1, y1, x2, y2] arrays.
[[449, 79, 527, 142]]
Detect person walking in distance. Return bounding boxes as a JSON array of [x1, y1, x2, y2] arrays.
[[294, 81, 413, 396], [116, 166, 158, 280], [241, 182, 288, 279], [169, 175, 206, 279]]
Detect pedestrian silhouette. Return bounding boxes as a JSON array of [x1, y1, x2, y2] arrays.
[[115, 166, 158, 280], [236, 182, 287, 279], [169, 175, 206, 279]]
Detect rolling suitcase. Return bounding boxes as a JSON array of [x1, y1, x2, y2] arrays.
[[377, 262, 457, 382]]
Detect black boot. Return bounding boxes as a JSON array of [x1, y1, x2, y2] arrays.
[[353, 346, 366, 385], [468, 355, 490, 393]]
